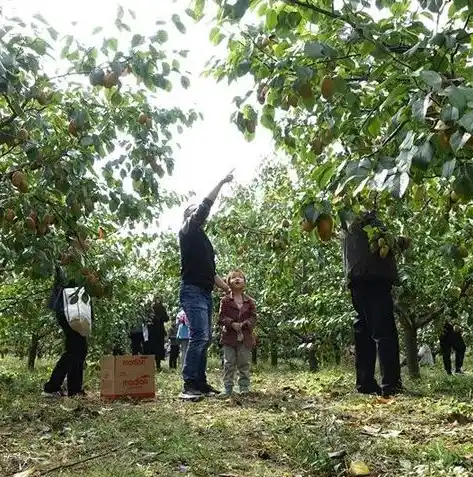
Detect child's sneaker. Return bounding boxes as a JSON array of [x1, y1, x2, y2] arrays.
[[42, 390, 65, 398], [219, 387, 233, 399]]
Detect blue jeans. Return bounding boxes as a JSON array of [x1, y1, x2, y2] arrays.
[[180, 284, 212, 388]]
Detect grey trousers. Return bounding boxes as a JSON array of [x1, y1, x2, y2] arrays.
[[180, 340, 189, 369], [223, 344, 251, 392]]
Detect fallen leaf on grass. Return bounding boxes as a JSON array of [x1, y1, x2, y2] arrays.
[[349, 460, 370, 476], [13, 467, 36, 477], [361, 426, 402, 438], [375, 397, 394, 405], [328, 450, 347, 459], [361, 425, 381, 436], [380, 429, 402, 438]]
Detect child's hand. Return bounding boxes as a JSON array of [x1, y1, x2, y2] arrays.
[[231, 322, 242, 332]]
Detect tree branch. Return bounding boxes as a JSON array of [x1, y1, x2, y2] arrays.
[[366, 120, 408, 158], [283, 0, 356, 27]]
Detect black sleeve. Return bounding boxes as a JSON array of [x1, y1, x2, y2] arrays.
[[181, 198, 213, 234]]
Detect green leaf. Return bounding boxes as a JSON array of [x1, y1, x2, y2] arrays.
[[392, 172, 410, 198], [304, 42, 326, 58], [47, 27, 58, 41], [181, 76, 190, 89], [92, 26, 103, 35], [419, 70, 442, 90], [445, 85, 467, 110], [381, 84, 407, 111], [420, 0, 443, 13], [453, 164, 473, 200], [223, 0, 250, 21], [415, 141, 433, 167], [458, 111, 473, 132], [209, 27, 225, 45], [442, 158, 456, 178], [450, 130, 471, 153], [172, 14, 187, 34], [108, 38, 118, 52], [411, 94, 430, 121], [266, 9, 278, 29], [131, 34, 145, 47], [156, 30, 168, 44], [117, 5, 124, 21], [80, 136, 94, 147], [33, 13, 49, 25]]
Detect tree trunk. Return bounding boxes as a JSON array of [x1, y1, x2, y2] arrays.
[[307, 347, 318, 372], [27, 333, 39, 371], [270, 342, 278, 367], [252, 347, 257, 365], [402, 321, 420, 379]]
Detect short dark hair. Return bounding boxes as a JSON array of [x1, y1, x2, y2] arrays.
[[183, 204, 197, 220]]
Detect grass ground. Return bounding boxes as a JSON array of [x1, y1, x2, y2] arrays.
[[1, 357, 473, 477]]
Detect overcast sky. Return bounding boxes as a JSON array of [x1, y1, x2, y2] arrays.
[[3, 0, 274, 231]]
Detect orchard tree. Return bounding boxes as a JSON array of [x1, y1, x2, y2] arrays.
[[0, 6, 197, 298], [194, 0, 473, 202], [186, 0, 473, 376], [209, 158, 352, 369]]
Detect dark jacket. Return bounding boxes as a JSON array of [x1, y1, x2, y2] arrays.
[[179, 198, 216, 292], [440, 321, 466, 349], [342, 212, 399, 286], [47, 266, 78, 315], [144, 301, 170, 360], [218, 293, 257, 348]]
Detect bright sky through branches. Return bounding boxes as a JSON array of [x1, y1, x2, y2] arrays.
[[2, 0, 274, 231]]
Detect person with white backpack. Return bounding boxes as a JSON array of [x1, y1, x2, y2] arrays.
[[43, 264, 93, 397]]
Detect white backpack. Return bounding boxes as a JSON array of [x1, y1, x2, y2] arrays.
[[63, 287, 92, 337]]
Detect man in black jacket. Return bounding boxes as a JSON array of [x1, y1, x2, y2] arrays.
[[43, 265, 90, 397], [342, 211, 402, 397], [440, 321, 466, 375], [179, 172, 233, 398], [144, 297, 169, 370]]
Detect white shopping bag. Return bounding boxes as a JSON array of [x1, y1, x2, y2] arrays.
[[63, 287, 92, 337]]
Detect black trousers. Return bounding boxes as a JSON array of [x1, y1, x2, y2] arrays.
[[440, 334, 466, 374], [169, 344, 180, 369], [130, 333, 143, 355], [44, 314, 87, 396], [351, 281, 402, 395]]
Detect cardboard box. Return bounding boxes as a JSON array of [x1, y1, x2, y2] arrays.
[[100, 355, 155, 400]]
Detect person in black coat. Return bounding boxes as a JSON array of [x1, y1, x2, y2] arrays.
[[129, 319, 144, 355], [168, 320, 180, 370], [439, 321, 466, 375], [143, 297, 169, 370], [43, 265, 92, 397], [342, 211, 402, 397]]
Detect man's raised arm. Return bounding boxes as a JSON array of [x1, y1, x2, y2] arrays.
[[182, 171, 234, 233]]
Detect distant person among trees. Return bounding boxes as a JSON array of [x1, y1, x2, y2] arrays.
[[439, 321, 466, 375], [43, 264, 92, 397], [218, 270, 257, 396], [179, 172, 234, 399], [342, 210, 403, 398], [176, 309, 190, 368], [400, 343, 434, 368], [168, 319, 179, 370], [143, 297, 169, 371], [129, 317, 145, 355]]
